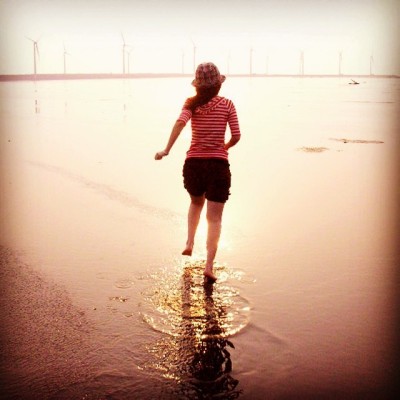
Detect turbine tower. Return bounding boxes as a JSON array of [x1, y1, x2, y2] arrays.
[[338, 51, 343, 76], [299, 50, 304, 76], [63, 44, 70, 74], [190, 38, 196, 73], [27, 37, 40, 75], [370, 53, 374, 76], [249, 47, 253, 75], [127, 47, 133, 74], [121, 33, 127, 74]]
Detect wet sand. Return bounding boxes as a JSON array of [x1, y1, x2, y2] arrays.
[[0, 246, 96, 399]]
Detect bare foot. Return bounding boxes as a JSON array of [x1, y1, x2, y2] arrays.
[[182, 248, 192, 256], [203, 271, 217, 282], [182, 240, 194, 256]]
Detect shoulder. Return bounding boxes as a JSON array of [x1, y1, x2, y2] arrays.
[[220, 96, 234, 104], [217, 96, 234, 107], [219, 97, 236, 112]]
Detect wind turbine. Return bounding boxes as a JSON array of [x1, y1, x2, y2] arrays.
[[299, 50, 305, 75], [249, 47, 253, 75], [190, 38, 196, 73], [121, 33, 127, 74], [338, 51, 343, 76], [370, 53, 374, 76], [63, 44, 70, 74], [26, 37, 40, 75], [127, 47, 133, 74]]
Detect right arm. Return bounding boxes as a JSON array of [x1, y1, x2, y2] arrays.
[[154, 120, 186, 160]]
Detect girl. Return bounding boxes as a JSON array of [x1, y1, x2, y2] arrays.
[[155, 62, 241, 282]]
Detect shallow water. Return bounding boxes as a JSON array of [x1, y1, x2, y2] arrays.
[[1, 77, 399, 398]]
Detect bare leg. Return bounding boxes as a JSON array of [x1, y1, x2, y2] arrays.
[[182, 194, 205, 256], [204, 200, 225, 281]]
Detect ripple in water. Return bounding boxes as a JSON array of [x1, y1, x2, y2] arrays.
[[114, 278, 134, 289], [140, 261, 252, 339], [138, 261, 253, 398]]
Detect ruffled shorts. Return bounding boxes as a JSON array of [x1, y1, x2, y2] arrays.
[[182, 158, 231, 203]]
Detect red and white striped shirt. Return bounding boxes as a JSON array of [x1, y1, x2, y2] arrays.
[[177, 96, 241, 160]]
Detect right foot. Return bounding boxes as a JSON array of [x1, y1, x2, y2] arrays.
[[203, 270, 217, 282]]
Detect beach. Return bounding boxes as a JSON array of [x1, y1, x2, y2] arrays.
[[0, 77, 399, 398]]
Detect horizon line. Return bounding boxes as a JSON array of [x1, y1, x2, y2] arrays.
[[1, 72, 399, 82]]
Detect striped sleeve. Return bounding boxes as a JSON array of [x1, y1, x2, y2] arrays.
[[177, 107, 192, 125], [228, 101, 241, 136]]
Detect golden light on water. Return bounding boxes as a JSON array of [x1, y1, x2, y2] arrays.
[[139, 262, 252, 394], [141, 263, 251, 338]]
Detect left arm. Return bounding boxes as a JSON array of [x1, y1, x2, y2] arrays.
[[224, 135, 241, 150], [224, 101, 241, 151]]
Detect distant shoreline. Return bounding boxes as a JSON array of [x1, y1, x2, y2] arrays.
[[1, 73, 399, 82]]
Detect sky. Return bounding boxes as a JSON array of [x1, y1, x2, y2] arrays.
[[0, 0, 399, 75]]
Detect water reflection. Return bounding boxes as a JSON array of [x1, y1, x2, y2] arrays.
[[141, 263, 249, 398], [182, 269, 241, 398]]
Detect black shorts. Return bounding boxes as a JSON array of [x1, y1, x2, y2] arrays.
[[182, 158, 231, 203]]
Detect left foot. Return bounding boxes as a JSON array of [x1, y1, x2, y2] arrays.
[[182, 242, 193, 256], [182, 248, 192, 256]]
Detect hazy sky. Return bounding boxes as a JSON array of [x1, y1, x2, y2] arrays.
[[0, 0, 399, 75]]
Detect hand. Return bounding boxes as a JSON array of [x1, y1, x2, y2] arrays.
[[154, 150, 168, 160]]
